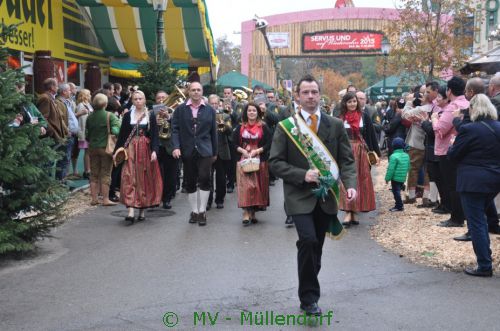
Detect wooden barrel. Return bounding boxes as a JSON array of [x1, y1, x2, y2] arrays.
[[84, 63, 101, 93], [33, 51, 53, 94]]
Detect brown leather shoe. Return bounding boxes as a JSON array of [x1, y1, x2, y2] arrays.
[[189, 212, 198, 224], [404, 197, 417, 204]]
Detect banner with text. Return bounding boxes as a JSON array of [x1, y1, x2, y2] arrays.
[[302, 31, 384, 53], [268, 32, 289, 49]]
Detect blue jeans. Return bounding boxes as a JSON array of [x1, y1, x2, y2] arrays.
[[391, 181, 404, 210], [55, 140, 71, 181], [461, 192, 496, 271]]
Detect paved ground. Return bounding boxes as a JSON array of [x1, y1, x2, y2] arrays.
[[1, 181, 499, 331]]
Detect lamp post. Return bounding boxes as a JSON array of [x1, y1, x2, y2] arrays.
[[152, 0, 168, 62], [381, 37, 391, 100], [254, 15, 281, 89]]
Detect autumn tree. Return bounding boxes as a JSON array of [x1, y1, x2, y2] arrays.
[[312, 68, 348, 102], [388, 0, 476, 80], [216, 35, 241, 76]]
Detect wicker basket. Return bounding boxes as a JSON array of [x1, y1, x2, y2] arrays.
[[240, 158, 260, 173]]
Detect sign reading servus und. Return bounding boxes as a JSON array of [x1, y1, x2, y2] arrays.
[[302, 30, 384, 53]]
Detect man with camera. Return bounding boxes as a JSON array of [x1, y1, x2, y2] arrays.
[[431, 76, 469, 228], [402, 86, 429, 205]]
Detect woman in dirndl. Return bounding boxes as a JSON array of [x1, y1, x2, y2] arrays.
[[339, 92, 381, 227], [232, 102, 272, 225], [113, 90, 163, 224]]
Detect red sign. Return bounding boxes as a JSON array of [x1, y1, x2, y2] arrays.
[[302, 31, 383, 53]]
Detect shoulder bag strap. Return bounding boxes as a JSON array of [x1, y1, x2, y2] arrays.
[[106, 112, 111, 135], [123, 112, 146, 148]]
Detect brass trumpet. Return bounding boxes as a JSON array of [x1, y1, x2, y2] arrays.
[[216, 113, 226, 132], [157, 85, 187, 139], [157, 109, 171, 139]]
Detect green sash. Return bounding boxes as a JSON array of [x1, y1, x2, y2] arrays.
[[279, 114, 346, 239]]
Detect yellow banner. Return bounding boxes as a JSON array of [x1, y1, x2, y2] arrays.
[[1, 0, 65, 58]]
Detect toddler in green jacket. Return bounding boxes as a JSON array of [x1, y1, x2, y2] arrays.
[[385, 137, 410, 211]]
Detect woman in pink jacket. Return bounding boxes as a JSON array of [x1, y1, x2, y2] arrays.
[[431, 76, 469, 228]]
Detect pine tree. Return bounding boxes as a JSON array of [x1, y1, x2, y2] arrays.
[[0, 23, 68, 256], [136, 55, 180, 104]]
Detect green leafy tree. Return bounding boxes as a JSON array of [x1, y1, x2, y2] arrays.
[[136, 55, 180, 105], [0, 24, 68, 256], [388, 0, 476, 80]]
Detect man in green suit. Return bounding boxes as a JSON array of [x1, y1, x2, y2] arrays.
[[269, 75, 357, 316]]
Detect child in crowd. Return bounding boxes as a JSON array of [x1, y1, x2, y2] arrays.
[[385, 137, 410, 211]]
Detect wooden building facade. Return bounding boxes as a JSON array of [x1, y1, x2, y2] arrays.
[[241, 7, 399, 89]]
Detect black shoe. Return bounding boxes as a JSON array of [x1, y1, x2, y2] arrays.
[[189, 212, 198, 224], [227, 187, 234, 193], [109, 195, 120, 203], [300, 302, 322, 316], [163, 201, 172, 209], [389, 207, 403, 212], [82, 172, 90, 179], [464, 267, 492, 277], [432, 205, 450, 214], [488, 226, 500, 235], [285, 216, 294, 226], [125, 216, 135, 224], [216, 203, 224, 209], [454, 232, 472, 241], [438, 220, 463, 227], [427, 201, 440, 208], [198, 212, 207, 226], [342, 221, 352, 228], [137, 216, 145, 222], [251, 218, 258, 224]]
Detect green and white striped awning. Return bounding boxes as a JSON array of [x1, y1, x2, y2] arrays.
[[74, 0, 218, 69]]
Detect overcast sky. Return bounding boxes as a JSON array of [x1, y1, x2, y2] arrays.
[[205, 0, 399, 45]]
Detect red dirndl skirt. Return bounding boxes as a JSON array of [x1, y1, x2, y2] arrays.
[[120, 135, 163, 209], [236, 160, 269, 209], [339, 140, 376, 212]]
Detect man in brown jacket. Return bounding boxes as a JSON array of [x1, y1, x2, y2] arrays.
[[36, 78, 69, 180]]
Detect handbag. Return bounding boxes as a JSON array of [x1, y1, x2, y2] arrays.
[[361, 137, 379, 166], [113, 112, 146, 166], [239, 157, 260, 173], [105, 112, 117, 156], [367, 150, 379, 166]]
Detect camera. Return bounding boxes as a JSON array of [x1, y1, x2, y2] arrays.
[[397, 98, 405, 109], [412, 92, 422, 107]]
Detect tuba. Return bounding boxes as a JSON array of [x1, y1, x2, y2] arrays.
[[157, 85, 187, 139]]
